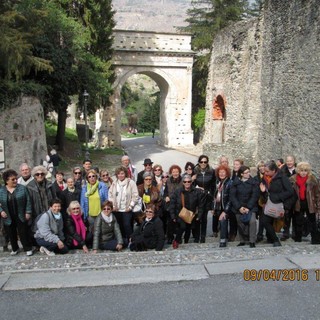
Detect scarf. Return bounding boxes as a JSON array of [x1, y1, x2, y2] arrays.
[[296, 174, 308, 201], [85, 181, 99, 197], [263, 174, 272, 189], [116, 179, 128, 211], [101, 212, 113, 224], [71, 214, 86, 247]]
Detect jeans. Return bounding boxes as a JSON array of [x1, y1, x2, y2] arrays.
[[113, 211, 133, 240], [36, 238, 69, 254]]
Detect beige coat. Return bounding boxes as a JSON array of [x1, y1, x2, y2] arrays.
[[108, 178, 139, 211]]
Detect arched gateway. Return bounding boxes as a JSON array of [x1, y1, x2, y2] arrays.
[[98, 30, 194, 148]]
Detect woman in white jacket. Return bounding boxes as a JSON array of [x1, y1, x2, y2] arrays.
[[108, 166, 139, 241]]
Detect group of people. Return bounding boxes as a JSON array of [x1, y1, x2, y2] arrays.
[[0, 153, 319, 257]]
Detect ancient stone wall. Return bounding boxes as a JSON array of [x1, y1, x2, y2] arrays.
[[0, 96, 47, 171], [203, 0, 320, 172]]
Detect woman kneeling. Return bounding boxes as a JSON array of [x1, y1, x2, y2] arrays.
[[92, 201, 124, 253], [130, 204, 165, 251]]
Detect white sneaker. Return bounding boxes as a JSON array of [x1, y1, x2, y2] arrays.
[[26, 250, 33, 256], [10, 250, 18, 256], [39, 246, 55, 256]]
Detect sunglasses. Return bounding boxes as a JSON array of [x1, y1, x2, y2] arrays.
[[145, 164, 152, 167], [88, 175, 96, 179], [183, 181, 192, 184], [162, 176, 168, 178], [145, 210, 154, 213], [72, 207, 80, 210], [103, 207, 112, 211], [154, 168, 161, 171], [35, 173, 45, 177], [74, 171, 81, 175], [200, 161, 208, 164], [102, 174, 109, 177], [9, 177, 18, 181]]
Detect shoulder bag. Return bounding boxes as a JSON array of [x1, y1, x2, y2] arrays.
[[264, 197, 284, 219], [178, 192, 195, 224]]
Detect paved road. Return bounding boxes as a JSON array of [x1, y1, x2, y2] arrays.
[[121, 136, 199, 173], [1, 274, 319, 320]]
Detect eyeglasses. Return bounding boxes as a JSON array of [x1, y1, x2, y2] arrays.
[[74, 171, 81, 175], [103, 207, 112, 211], [154, 169, 161, 171], [9, 177, 18, 181], [145, 164, 152, 167], [183, 181, 192, 184], [162, 176, 168, 178], [200, 161, 208, 164], [72, 207, 80, 210], [144, 178, 152, 180], [88, 175, 96, 179], [35, 173, 45, 177], [145, 210, 154, 213], [102, 174, 109, 177]]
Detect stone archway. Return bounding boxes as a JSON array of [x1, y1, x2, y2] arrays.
[[98, 30, 194, 148]]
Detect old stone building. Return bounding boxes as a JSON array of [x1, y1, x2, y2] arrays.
[[0, 97, 47, 171], [203, 0, 320, 172]]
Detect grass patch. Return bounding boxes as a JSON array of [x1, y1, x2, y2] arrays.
[[45, 121, 124, 174]]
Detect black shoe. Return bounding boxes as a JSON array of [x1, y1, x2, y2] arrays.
[[237, 242, 245, 247], [256, 235, 263, 243], [273, 241, 282, 247], [200, 237, 206, 243], [267, 238, 274, 244], [184, 239, 189, 244], [249, 243, 256, 248], [294, 238, 302, 242], [194, 238, 200, 243], [219, 242, 227, 248], [167, 239, 173, 245]]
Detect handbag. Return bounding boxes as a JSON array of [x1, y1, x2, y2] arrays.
[[240, 211, 252, 224], [132, 196, 144, 212], [178, 193, 195, 224], [264, 197, 284, 219]]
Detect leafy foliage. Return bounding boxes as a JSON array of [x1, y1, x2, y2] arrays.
[[180, 0, 263, 141]]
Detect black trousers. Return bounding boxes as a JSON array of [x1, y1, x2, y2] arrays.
[[261, 214, 279, 243], [4, 215, 32, 252]]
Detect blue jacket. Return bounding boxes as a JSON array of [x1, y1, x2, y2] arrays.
[[80, 182, 108, 219]]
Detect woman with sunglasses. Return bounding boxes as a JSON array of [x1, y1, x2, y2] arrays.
[[137, 172, 161, 216], [99, 169, 113, 188], [129, 204, 165, 251], [192, 155, 216, 243], [64, 201, 91, 253], [0, 169, 33, 256], [73, 167, 83, 192], [152, 164, 163, 189], [170, 174, 204, 249], [92, 200, 124, 252], [80, 169, 108, 233], [27, 166, 56, 231]]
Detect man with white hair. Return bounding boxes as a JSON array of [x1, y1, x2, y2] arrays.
[[121, 155, 137, 182], [17, 163, 34, 186]]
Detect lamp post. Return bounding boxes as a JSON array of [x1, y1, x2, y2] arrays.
[[83, 90, 90, 159]]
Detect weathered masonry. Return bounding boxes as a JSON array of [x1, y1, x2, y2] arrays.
[[98, 30, 194, 148]]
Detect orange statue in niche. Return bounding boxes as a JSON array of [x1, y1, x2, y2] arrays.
[[212, 95, 226, 120]]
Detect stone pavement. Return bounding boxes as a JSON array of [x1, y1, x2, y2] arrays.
[[1, 237, 320, 291]]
